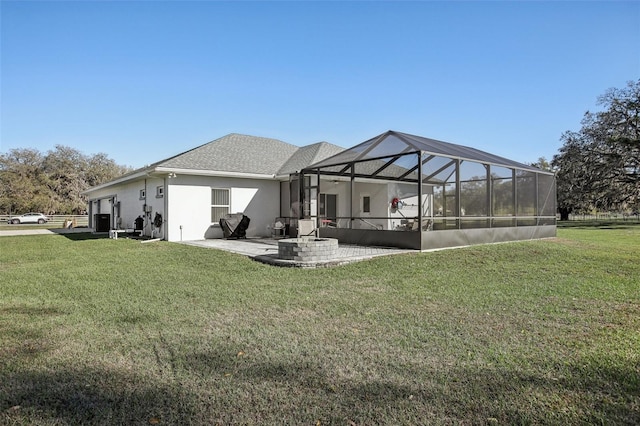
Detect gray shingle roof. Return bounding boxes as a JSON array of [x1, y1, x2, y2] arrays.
[[277, 142, 345, 176], [159, 133, 300, 175], [86, 133, 346, 195]]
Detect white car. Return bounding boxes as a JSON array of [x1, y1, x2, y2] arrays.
[[7, 213, 49, 224]]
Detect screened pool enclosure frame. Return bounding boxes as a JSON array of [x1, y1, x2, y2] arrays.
[[297, 130, 556, 250]]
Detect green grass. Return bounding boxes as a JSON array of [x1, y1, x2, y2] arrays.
[[1, 226, 639, 425]]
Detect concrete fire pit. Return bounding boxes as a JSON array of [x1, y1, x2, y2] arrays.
[[277, 238, 339, 262]]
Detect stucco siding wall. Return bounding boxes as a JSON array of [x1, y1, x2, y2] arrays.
[[166, 175, 280, 242], [87, 178, 165, 237], [87, 186, 115, 211], [317, 181, 349, 218], [87, 174, 279, 241], [116, 181, 145, 229], [167, 183, 210, 241], [140, 178, 165, 238], [351, 181, 389, 230]]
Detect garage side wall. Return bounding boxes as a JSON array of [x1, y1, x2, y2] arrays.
[[86, 178, 165, 238], [119, 178, 164, 233]]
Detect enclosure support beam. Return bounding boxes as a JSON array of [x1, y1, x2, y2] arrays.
[[486, 164, 492, 228], [512, 169, 517, 223], [418, 152, 423, 245], [350, 164, 354, 230], [299, 172, 305, 219], [534, 172, 539, 226], [455, 159, 461, 229], [317, 169, 321, 228]]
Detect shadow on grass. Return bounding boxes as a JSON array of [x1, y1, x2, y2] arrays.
[[3, 347, 638, 424], [55, 231, 108, 241], [0, 305, 67, 316], [0, 305, 197, 424], [182, 345, 640, 424], [56, 231, 158, 242], [1, 367, 198, 425], [565, 361, 640, 424]]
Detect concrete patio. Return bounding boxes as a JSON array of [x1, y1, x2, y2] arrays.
[[180, 238, 414, 268]]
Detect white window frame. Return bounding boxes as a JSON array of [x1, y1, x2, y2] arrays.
[[139, 189, 146, 200], [211, 188, 230, 224], [156, 186, 164, 198]]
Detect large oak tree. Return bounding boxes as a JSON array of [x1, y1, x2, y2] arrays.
[[552, 80, 639, 220], [0, 146, 131, 215]]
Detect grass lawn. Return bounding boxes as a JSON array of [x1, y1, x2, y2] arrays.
[[1, 225, 638, 425]]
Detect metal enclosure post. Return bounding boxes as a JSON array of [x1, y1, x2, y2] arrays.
[[299, 172, 305, 219], [534, 172, 539, 225], [350, 164, 354, 229], [317, 169, 321, 229], [486, 164, 492, 228], [512, 168, 517, 224], [455, 159, 461, 229], [417, 152, 423, 243]]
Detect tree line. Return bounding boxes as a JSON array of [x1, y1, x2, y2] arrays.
[[551, 79, 639, 220], [0, 146, 132, 215]]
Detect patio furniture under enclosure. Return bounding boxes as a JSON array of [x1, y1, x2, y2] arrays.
[[296, 131, 556, 250]]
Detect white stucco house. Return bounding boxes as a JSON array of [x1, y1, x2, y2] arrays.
[[84, 130, 556, 250], [83, 133, 344, 241]]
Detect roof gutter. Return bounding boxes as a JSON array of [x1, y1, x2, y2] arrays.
[[83, 166, 291, 195], [153, 167, 276, 179]]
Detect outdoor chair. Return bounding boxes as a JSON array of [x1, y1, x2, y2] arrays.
[[271, 218, 286, 238], [297, 219, 317, 238], [410, 218, 434, 231]]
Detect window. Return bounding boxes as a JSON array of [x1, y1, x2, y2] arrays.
[[156, 186, 164, 198], [139, 189, 146, 200], [362, 196, 371, 213], [211, 188, 230, 223]]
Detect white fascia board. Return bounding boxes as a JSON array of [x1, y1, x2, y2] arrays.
[[154, 167, 276, 180], [83, 167, 279, 196], [274, 173, 299, 180], [81, 170, 152, 195]]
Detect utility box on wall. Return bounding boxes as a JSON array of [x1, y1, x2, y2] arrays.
[[94, 214, 110, 232]]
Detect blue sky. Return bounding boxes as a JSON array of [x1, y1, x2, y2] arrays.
[[1, 1, 639, 170]]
